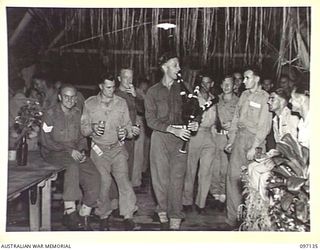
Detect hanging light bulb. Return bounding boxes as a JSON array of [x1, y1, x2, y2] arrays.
[[156, 23, 176, 30]]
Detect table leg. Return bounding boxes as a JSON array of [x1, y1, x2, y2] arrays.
[[40, 173, 57, 231], [29, 185, 40, 231]]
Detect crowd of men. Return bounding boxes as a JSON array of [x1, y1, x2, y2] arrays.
[[8, 52, 310, 231]]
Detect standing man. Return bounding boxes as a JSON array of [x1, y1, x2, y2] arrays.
[[224, 68, 272, 229], [145, 52, 199, 230], [40, 84, 100, 231], [267, 88, 299, 142], [210, 75, 239, 210], [115, 67, 140, 182], [81, 73, 139, 231], [132, 78, 150, 190], [182, 72, 216, 214]]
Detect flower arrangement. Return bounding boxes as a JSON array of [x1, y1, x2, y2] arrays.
[[10, 99, 43, 149], [240, 133, 309, 231]]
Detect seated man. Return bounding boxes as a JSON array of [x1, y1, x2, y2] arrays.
[[267, 88, 299, 143], [40, 84, 100, 231]]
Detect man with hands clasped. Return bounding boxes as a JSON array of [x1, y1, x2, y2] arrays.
[[224, 68, 272, 229], [145, 52, 199, 230], [81, 73, 139, 231]]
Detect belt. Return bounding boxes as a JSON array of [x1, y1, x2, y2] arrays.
[[215, 129, 228, 135]]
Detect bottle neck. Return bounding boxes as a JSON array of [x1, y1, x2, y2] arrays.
[[21, 135, 27, 143]]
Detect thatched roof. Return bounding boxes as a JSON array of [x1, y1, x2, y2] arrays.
[[7, 7, 310, 85]]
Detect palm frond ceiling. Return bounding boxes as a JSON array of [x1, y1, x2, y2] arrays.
[[8, 7, 310, 84]]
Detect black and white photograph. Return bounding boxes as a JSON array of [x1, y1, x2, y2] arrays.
[[1, 1, 318, 246]]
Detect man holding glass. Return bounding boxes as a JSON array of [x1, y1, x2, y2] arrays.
[[40, 84, 100, 231], [81, 73, 139, 231], [115, 67, 141, 183]]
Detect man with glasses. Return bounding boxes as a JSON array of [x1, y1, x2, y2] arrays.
[[40, 84, 100, 231], [32, 73, 85, 111]]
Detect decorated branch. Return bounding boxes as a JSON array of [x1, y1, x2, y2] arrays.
[[239, 133, 309, 231]]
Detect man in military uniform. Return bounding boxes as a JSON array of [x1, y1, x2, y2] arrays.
[[224, 68, 272, 229]]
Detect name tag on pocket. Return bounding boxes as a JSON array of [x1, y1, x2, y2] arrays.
[[249, 101, 261, 109]]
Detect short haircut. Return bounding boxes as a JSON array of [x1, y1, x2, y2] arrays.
[[158, 51, 178, 67], [222, 74, 234, 82], [273, 88, 290, 103], [245, 67, 261, 78], [120, 67, 133, 73], [99, 72, 115, 84], [199, 70, 213, 80], [59, 83, 77, 95]]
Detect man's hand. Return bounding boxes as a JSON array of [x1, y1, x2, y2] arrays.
[[132, 125, 141, 136], [222, 121, 231, 130], [187, 121, 199, 132], [71, 149, 83, 162], [125, 84, 136, 97], [246, 147, 256, 161], [172, 127, 191, 141], [224, 143, 233, 154], [117, 126, 127, 141], [92, 123, 105, 136]]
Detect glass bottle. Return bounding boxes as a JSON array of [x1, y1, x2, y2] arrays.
[[17, 135, 28, 166]]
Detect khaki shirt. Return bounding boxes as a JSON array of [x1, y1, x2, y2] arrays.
[[216, 93, 239, 128], [40, 104, 87, 157], [81, 93, 132, 145], [229, 87, 272, 148], [145, 80, 184, 132], [197, 92, 216, 128], [272, 106, 299, 142]]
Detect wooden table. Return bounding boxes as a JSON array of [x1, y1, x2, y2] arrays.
[[7, 151, 65, 231]]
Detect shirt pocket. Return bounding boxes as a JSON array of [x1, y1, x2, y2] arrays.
[[247, 105, 261, 124], [68, 122, 80, 141], [156, 97, 169, 119]]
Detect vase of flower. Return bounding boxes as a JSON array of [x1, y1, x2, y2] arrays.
[[17, 135, 28, 166]]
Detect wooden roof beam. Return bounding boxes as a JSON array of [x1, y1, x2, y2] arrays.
[[9, 10, 33, 47]]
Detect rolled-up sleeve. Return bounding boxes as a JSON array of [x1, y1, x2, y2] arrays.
[[145, 89, 170, 132], [81, 104, 94, 137]]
